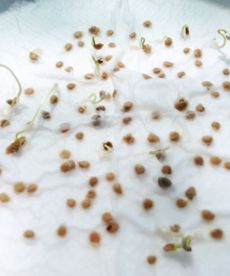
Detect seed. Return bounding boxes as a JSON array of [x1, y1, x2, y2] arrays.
[[210, 228, 224, 240], [201, 135, 213, 146], [196, 104, 205, 112], [143, 44, 151, 54], [106, 172, 116, 182], [81, 198, 91, 209], [0, 193, 10, 203], [223, 81, 230, 91], [102, 212, 114, 223], [151, 111, 160, 120], [163, 61, 174, 68], [176, 198, 188, 208], [164, 37, 172, 47], [23, 230, 35, 239], [153, 67, 161, 74], [177, 71, 185, 78], [211, 121, 221, 131], [89, 26, 100, 36], [158, 177, 172, 189], [65, 66, 73, 73], [183, 48, 190, 54], [59, 150, 71, 159], [89, 231, 100, 244], [129, 32, 136, 39], [158, 72, 165, 78], [86, 190, 96, 199], [108, 42, 116, 48], [103, 141, 113, 151], [66, 83, 76, 90], [78, 161, 90, 169], [64, 43, 73, 51], [169, 131, 180, 142], [143, 198, 154, 210], [193, 155, 204, 166], [50, 95, 58, 104], [0, 119, 10, 128], [195, 60, 203, 67], [93, 41, 104, 50], [27, 184, 38, 193], [60, 160, 76, 173], [224, 162, 230, 170], [161, 165, 172, 175], [6, 136, 27, 154], [78, 41, 85, 47], [96, 105, 106, 112], [185, 111, 196, 120], [56, 61, 63, 68], [75, 132, 84, 140], [143, 74, 152, 80], [123, 133, 135, 144], [170, 224, 181, 233], [194, 48, 202, 58], [88, 176, 98, 187], [134, 164, 146, 175], [222, 68, 229, 75], [163, 243, 175, 252], [202, 81, 213, 88], [185, 186, 196, 200], [210, 156, 222, 166], [57, 225, 67, 237], [113, 183, 123, 195], [29, 51, 39, 61], [174, 98, 188, 111], [122, 101, 133, 112], [106, 221, 119, 233], [147, 132, 160, 143], [78, 106, 86, 113], [211, 91, 220, 98], [100, 72, 108, 80], [24, 87, 34, 95], [143, 20, 152, 28], [122, 116, 132, 125], [106, 29, 114, 36], [14, 182, 26, 193], [59, 122, 71, 133], [104, 55, 112, 62], [66, 198, 76, 208], [201, 210, 215, 221], [42, 111, 51, 120], [147, 255, 157, 265], [73, 31, 83, 39]]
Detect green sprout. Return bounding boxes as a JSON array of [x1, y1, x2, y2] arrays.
[[181, 24, 190, 39], [163, 235, 193, 252], [140, 37, 146, 47], [91, 55, 101, 76], [88, 93, 104, 104], [0, 64, 22, 106], [217, 28, 230, 48]]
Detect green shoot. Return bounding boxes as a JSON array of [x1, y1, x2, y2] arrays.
[[140, 37, 146, 47], [91, 55, 100, 76], [217, 28, 229, 48], [88, 92, 104, 104]]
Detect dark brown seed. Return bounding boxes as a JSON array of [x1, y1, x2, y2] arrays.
[[193, 155, 204, 166], [106, 221, 119, 233], [158, 177, 172, 189], [174, 98, 188, 111], [185, 186, 196, 200], [176, 198, 188, 208], [6, 137, 27, 154], [143, 198, 154, 210], [169, 131, 180, 142], [102, 212, 114, 223], [122, 101, 134, 112], [201, 210, 215, 221], [113, 183, 123, 195], [89, 231, 101, 244], [161, 165, 172, 175], [91, 114, 102, 127], [88, 177, 98, 187], [57, 225, 67, 237], [50, 95, 58, 104], [123, 133, 135, 144], [210, 228, 224, 240], [223, 81, 230, 91], [147, 132, 160, 143], [201, 135, 213, 146], [103, 141, 113, 151], [60, 160, 76, 173], [134, 164, 146, 175], [42, 111, 51, 120], [147, 255, 157, 264]]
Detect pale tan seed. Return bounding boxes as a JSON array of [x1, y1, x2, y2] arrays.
[[24, 88, 34, 95], [64, 43, 73, 51], [66, 198, 76, 208], [105, 172, 116, 182], [56, 61, 63, 68], [78, 161, 90, 169], [14, 182, 26, 193], [59, 150, 71, 159], [0, 193, 10, 203], [23, 230, 35, 239]]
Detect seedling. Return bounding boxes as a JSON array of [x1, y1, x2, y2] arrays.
[[163, 235, 193, 252], [217, 28, 230, 48]]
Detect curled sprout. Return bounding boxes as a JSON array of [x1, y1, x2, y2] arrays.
[[88, 93, 104, 104], [0, 64, 22, 106], [181, 24, 190, 39], [140, 37, 146, 47], [15, 83, 58, 139], [217, 28, 230, 48]]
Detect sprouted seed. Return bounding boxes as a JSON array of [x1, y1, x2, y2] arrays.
[[217, 28, 230, 48], [181, 24, 190, 39], [163, 235, 193, 252], [103, 141, 113, 152], [88, 92, 104, 104], [6, 136, 27, 154], [92, 37, 104, 50]]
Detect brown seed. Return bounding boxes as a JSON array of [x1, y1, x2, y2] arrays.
[[210, 156, 222, 166], [81, 198, 91, 209], [106, 221, 119, 233], [223, 81, 230, 91], [210, 91, 220, 98], [176, 198, 188, 208], [169, 131, 180, 142], [161, 165, 172, 175], [158, 177, 172, 189], [96, 105, 106, 112], [201, 210, 215, 221], [78, 106, 86, 113], [56, 61, 63, 68], [202, 81, 213, 89], [59, 123, 71, 133], [153, 67, 161, 74], [64, 43, 73, 51], [143, 198, 154, 210], [23, 230, 35, 239], [66, 198, 76, 208], [24, 87, 34, 95], [57, 225, 67, 237], [129, 32, 136, 39], [210, 228, 224, 240], [73, 31, 83, 39], [164, 37, 173, 47], [194, 48, 202, 58], [195, 60, 203, 67], [185, 111, 196, 120], [147, 255, 157, 265], [183, 48, 190, 54], [122, 116, 132, 125], [106, 29, 114, 36], [122, 101, 133, 112], [143, 20, 152, 28], [222, 68, 229, 75], [89, 26, 100, 36], [65, 66, 73, 73], [224, 162, 230, 170], [174, 98, 188, 111], [50, 95, 58, 104], [106, 172, 116, 182], [42, 111, 51, 120], [163, 61, 174, 68], [88, 176, 98, 187], [201, 135, 213, 146], [102, 212, 114, 223], [193, 155, 204, 166], [177, 71, 185, 78], [211, 121, 221, 131], [123, 133, 135, 144], [27, 184, 38, 194], [75, 131, 84, 140], [104, 55, 112, 62], [60, 160, 76, 173], [89, 231, 100, 244], [196, 104, 205, 113], [108, 42, 116, 48], [147, 132, 160, 143], [0, 119, 10, 128], [143, 44, 151, 54], [14, 182, 26, 193], [29, 51, 39, 61], [151, 111, 160, 120], [113, 183, 123, 195], [6, 136, 27, 154], [66, 83, 76, 90], [78, 161, 90, 169], [100, 72, 109, 80], [134, 164, 146, 175], [170, 224, 181, 233], [78, 40, 85, 47], [158, 72, 165, 78], [86, 190, 96, 199], [163, 243, 175, 252], [0, 193, 10, 203], [185, 186, 196, 200]]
